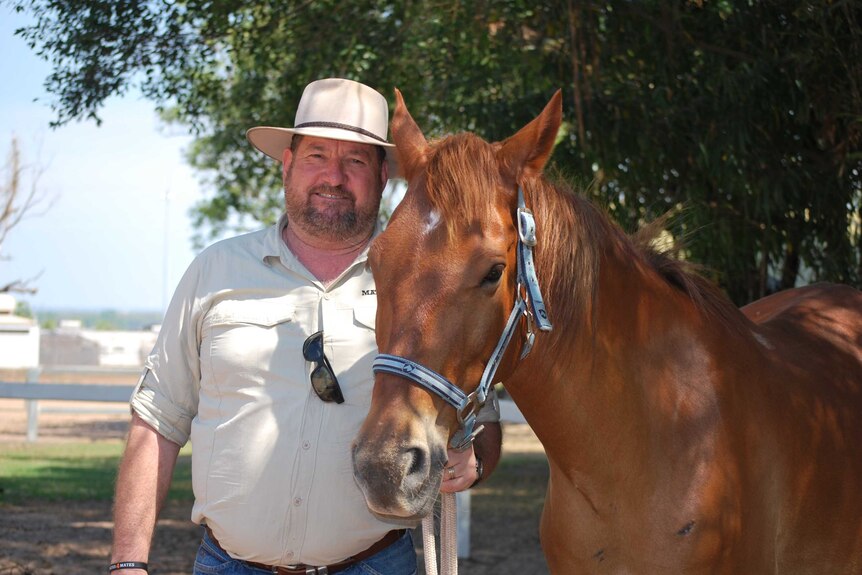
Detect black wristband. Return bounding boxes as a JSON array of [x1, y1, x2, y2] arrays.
[[108, 561, 148, 573], [470, 456, 484, 488]]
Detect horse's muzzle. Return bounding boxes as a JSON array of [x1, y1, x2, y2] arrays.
[[351, 420, 447, 520]]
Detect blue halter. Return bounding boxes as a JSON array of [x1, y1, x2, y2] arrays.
[[372, 187, 553, 450]]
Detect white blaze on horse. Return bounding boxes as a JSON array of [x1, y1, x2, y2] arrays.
[[351, 89, 862, 574]]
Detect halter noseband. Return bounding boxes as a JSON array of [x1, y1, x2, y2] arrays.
[[372, 187, 553, 450]]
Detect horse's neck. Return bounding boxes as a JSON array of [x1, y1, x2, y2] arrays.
[[506, 228, 724, 477]]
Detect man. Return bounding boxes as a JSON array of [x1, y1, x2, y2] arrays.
[[110, 78, 502, 575]]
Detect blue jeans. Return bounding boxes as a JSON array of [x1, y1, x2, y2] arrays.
[[193, 527, 417, 575]]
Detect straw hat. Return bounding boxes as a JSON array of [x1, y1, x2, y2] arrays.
[[246, 78, 396, 176]]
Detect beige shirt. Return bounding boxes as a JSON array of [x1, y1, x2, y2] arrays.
[[131, 215, 499, 566]]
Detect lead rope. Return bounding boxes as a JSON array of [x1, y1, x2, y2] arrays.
[[422, 492, 458, 575], [441, 493, 459, 574], [421, 512, 438, 574]]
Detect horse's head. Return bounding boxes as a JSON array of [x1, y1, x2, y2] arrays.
[[351, 89, 562, 520]]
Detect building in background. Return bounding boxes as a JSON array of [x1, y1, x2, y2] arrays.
[[40, 320, 159, 367], [0, 294, 40, 368]]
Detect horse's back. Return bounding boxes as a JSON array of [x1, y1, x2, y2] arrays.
[[740, 282, 862, 421], [742, 282, 862, 370]]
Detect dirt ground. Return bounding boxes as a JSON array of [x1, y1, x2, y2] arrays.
[[0, 400, 550, 574]]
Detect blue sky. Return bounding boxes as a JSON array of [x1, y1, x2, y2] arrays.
[[0, 9, 201, 313]]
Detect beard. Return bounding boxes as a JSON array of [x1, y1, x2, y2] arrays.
[[284, 182, 381, 243]]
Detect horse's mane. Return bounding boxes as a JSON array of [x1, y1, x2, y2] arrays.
[[528, 175, 748, 335], [421, 133, 747, 335]]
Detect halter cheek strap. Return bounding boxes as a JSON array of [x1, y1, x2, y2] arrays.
[[517, 194, 552, 334], [372, 187, 553, 450]]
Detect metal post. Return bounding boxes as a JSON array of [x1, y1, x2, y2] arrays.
[[25, 367, 41, 442], [456, 489, 471, 558]]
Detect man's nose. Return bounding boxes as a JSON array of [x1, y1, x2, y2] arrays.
[[319, 158, 346, 186]]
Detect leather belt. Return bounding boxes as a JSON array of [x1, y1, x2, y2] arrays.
[[204, 525, 405, 574]]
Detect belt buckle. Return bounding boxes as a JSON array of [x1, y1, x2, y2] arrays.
[[285, 567, 328, 575]]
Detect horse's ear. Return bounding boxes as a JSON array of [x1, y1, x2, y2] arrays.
[[497, 90, 563, 184], [391, 88, 428, 181]]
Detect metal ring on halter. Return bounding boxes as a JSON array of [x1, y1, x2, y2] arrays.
[[456, 390, 482, 425]]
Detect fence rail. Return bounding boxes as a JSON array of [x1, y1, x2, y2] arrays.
[[0, 382, 134, 402]]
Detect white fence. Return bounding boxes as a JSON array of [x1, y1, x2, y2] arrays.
[[0, 366, 138, 442]]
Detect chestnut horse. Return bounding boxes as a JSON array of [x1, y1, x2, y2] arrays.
[[352, 90, 862, 573]]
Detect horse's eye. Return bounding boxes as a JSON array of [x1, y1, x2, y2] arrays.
[[482, 264, 505, 286]]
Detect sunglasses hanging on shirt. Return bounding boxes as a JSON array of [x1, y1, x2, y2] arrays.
[[303, 331, 345, 404]]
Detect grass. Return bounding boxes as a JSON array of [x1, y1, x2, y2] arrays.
[[0, 442, 192, 504]]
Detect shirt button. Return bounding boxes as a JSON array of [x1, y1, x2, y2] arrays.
[[286, 551, 294, 559], [293, 497, 302, 506], [302, 441, 311, 450], [322, 293, 330, 300]]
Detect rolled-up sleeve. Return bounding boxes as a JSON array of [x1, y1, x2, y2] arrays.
[[130, 255, 204, 446]]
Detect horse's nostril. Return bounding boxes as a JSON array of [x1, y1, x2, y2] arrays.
[[405, 446, 426, 477]]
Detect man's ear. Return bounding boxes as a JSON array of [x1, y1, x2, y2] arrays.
[[281, 147, 293, 180]]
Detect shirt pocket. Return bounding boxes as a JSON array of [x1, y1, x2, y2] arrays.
[[203, 299, 300, 388], [206, 299, 297, 329]]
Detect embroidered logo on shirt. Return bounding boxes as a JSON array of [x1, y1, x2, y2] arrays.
[[362, 289, 377, 296]]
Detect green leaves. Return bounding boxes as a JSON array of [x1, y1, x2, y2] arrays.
[[12, 0, 862, 303]]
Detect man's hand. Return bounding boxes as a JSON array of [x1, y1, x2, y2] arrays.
[[440, 446, 479, 493], [439, 422, 502, 493]]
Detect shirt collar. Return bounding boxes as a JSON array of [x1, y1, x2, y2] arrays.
[[262, 213, 381, 270], [261, 213, 290, 265]]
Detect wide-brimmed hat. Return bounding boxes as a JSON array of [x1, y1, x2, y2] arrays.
[[247, 78, 397, 176]]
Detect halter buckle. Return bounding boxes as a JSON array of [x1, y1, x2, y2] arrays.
[[456, 389, 485, 425], [521, 328, 536, 360], [517, 207, 538, 247]]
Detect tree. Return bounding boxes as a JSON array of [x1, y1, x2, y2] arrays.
[[10, 0, 862, 304], [556, 2, 862, 303], [0, 136, 49, 294]]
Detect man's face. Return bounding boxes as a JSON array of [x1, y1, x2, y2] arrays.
[[282, 136, 387, 244]]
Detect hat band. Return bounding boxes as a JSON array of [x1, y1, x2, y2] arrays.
[[294, 121, 387, 143]]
